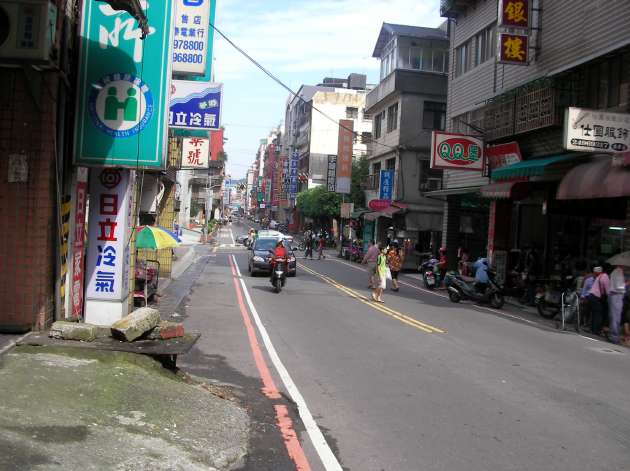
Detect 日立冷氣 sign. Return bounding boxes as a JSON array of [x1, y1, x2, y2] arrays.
[[170, 80, 222, 130]]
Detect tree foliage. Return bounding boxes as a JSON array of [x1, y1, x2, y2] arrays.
[[296, 186, 341, 222], [350, 156, 369, 209]]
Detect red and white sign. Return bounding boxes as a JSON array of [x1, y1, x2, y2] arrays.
[[431, 131, 484, 172], [368, 199, 391, 211], [485, 142, 522, 175], [70, 168, 88, 319], [181, 137, 210, 169], [336, 119, 354, 194]]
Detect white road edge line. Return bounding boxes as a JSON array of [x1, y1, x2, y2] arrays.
[[228, 227, 236, 245], [0, 332, 30, 356], [231, 254, 343, 471]]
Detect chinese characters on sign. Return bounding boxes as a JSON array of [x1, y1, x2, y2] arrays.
[[498, 33, 528, 65], [71, 169, 88, 319], [74, 0, 173, 168], [563, 107, 630, 153], [485, 142, 523, 176], [430, 131, 485, 172], [499, 0, 530, 28], [379, 170, 394, 201], [327, 155, 337, 192], [289, 149, 299, 203], [170, 80, 222, 130], [172, 0, 211, 75], [181, 137, 210, 168], [335, 119, 354, 194], [85, 169, 134, 301]]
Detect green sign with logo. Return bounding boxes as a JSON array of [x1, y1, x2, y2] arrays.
[[74, 1, 174, 168]]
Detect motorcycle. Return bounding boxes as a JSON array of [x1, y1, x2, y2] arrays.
[[445, 268, 505, 309], [420, 258, 440, 289], [269, 254, 287, 293], [535, 275, 578, 323]]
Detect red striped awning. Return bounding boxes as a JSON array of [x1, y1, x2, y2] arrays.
[[556, 157, 630, 200]]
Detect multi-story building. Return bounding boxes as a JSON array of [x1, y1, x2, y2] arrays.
[[438, 0, 630, 278], [283, 74, 373, 191], [363, 23, 449, 252]]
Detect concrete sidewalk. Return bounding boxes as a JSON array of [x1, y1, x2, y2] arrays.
[[0, 345, 249, 470]]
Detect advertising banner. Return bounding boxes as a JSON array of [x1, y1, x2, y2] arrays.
[[210, 128, 224, 160], [74, 0, 174, 168], [563, 107, 630, 153], [336, 119, 354, 194], [181, 137, 210, 168], [498, 0, 530, 28], [70, 168, 88, 319], [368, 199, 391, 211], [172, 0, 212, 75], [431, 131, 484, 171], [340, 202, 354, 219], [327, 155, 337, 192], [170, 80, 222, 130], [85, 169, 134, 301], [379, 170, 394, 200]]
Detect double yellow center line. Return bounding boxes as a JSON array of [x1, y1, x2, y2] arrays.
[[298, 264, 445, 334]]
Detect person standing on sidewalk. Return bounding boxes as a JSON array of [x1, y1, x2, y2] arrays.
[[587, 266, 610, 336], [607, 265, 626, 344], [362, 240, 379, 289]]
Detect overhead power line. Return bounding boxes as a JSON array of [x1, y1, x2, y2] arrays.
[[209, 22, 397, 152]]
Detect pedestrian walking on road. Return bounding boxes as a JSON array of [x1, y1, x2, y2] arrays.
[[317, 235, 326, 259], [362, 240, 379, 289], [387, 241, 403, 292], [372, 245, 387, 303]]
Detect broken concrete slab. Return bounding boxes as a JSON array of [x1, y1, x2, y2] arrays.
[[146, 321, 185, 340], [49, 321, 97, 342], [111, 307, 160, 342], [0, 346, 249, 470]]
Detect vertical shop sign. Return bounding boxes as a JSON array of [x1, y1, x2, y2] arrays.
[[379, 170, 394, 200], [498, 33, 529, 65], [172, 0, 211, 75], [336, 119, 354, 194], [327, 155, 337, 192], [210, 127, 224, 160], [85, 169, 134, 301], [71, 168, 88, 319], [498, 0, 530, 28], [74, 0, 174, 168], [289, 149, 299, 202], [181, 137, 210, 168]]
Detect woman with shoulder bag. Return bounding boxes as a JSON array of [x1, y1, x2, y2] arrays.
[[587, 266, 610, 336]]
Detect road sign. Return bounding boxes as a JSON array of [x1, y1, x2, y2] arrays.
[[74, 1, 175, 169]]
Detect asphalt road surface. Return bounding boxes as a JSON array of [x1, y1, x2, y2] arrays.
[[178, 220, 630, 471]]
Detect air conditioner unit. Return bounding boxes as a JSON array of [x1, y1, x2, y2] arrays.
[[0, 0, 57, 63]]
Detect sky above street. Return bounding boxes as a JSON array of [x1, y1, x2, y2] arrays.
[[213, 0, 443, 179]]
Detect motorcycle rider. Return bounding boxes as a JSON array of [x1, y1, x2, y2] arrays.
[[270, 240, 287, 281], [473, 257, 490, 294]]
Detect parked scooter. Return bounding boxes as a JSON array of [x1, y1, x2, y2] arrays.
[[535, 275, 578, 324], [269, 253, 287, 293], [445, 262, 505, 308], [420, 257, 440, 289]]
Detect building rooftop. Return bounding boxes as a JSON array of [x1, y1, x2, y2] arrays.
[[372, 22, 449, 58]]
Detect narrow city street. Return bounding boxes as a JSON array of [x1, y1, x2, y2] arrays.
[[177, 222, 630, 471]]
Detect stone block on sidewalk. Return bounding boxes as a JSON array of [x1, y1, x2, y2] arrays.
[[49, 321, 98, 342], [145, 321, 185, 340], [111, 307, 160, 342]]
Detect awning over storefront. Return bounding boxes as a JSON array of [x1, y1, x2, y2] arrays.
[[480, 181, 528, 199], [491, 153, 578, 181], [557, 157, 630, 200], [363, 205, 402, 220], [423, 186, 481, 197]]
